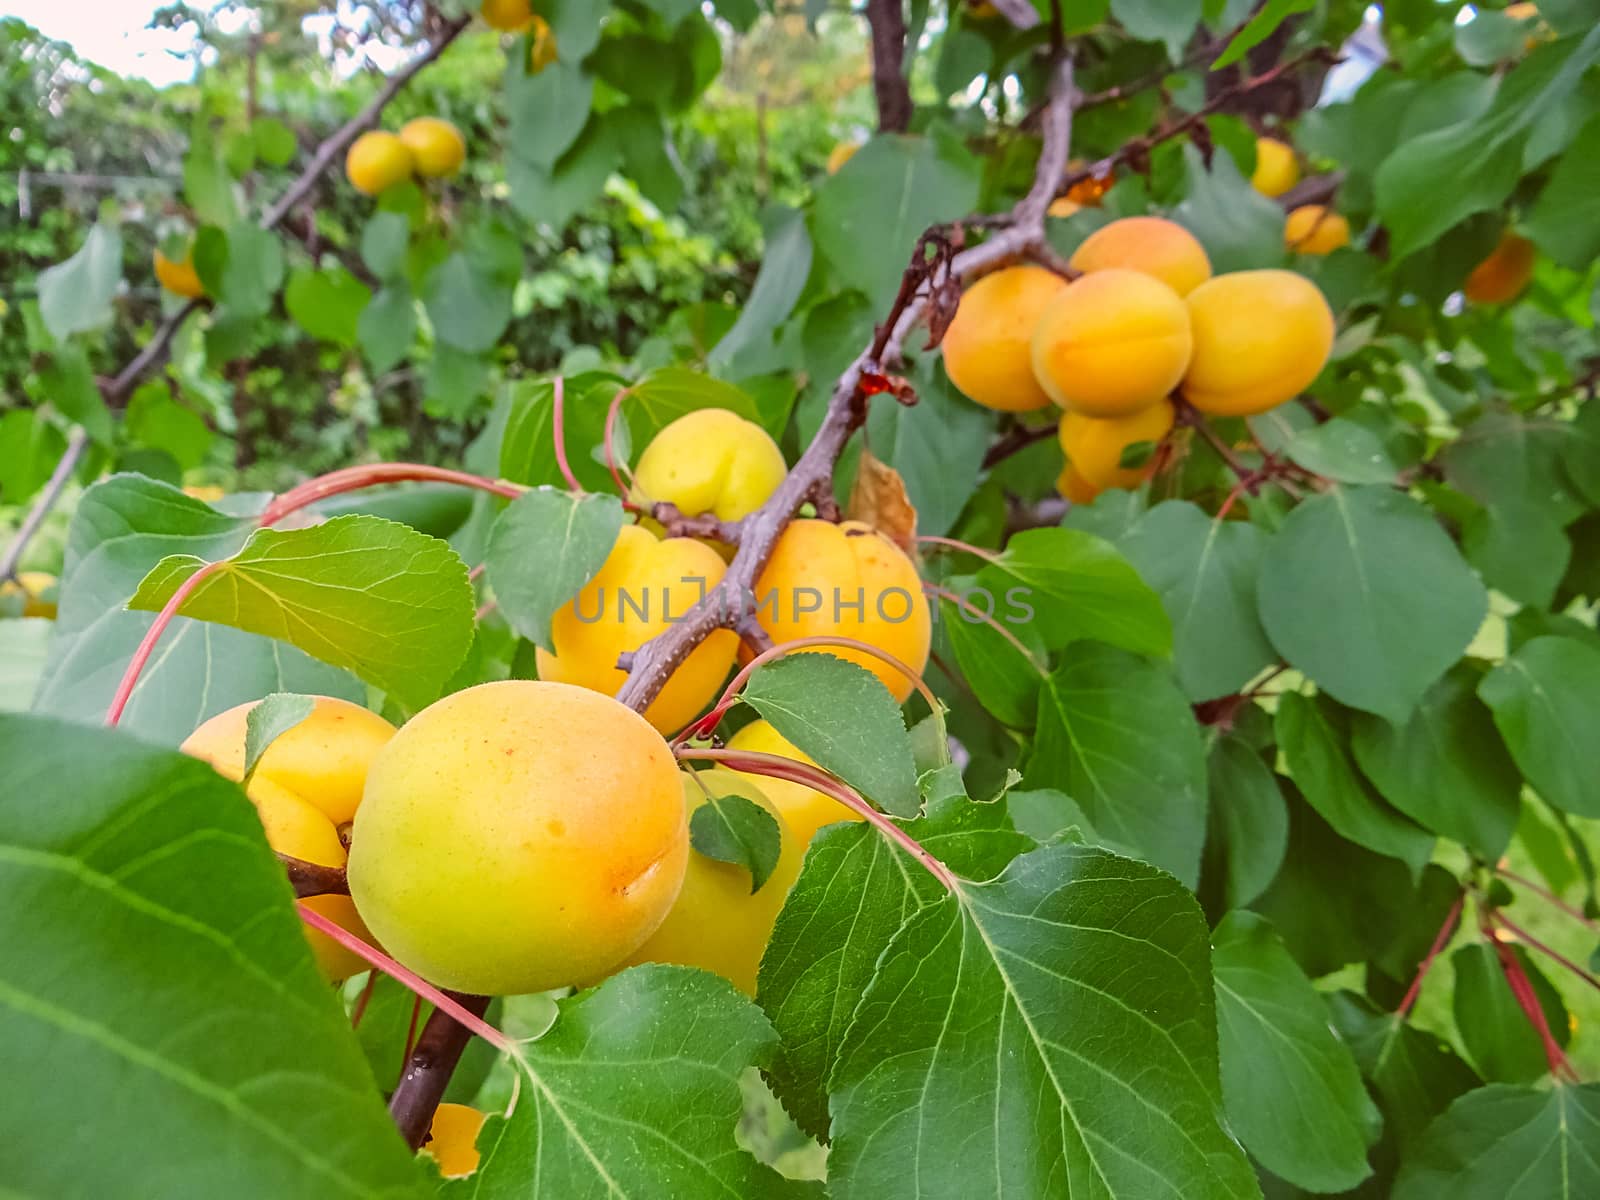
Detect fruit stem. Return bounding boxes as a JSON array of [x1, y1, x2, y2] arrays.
[[681, 635, 942, 743], [1491, 909, 1600, 997], [258, 463, 523, 527], [551, 376, 584, 494], [277, 852, 349, 898], [1484, 913, 1581, 1084], [295, 902, 510, 1053], [1396, 890, 1463, 1020], [677, 746, 960, 893], [1495, 866, 1600, 932], [104, 559, 226, 727]]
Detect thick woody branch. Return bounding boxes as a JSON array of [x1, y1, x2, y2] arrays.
[[615, 55, 1077, 713], [865, 0, 913, 133]]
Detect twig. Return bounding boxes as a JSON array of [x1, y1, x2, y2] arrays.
[[1496, 866, 1600, 933], [1492, 910, 1600, 997], [865, 0, 912, 133], [1278, 171, 1344, 212], [0, 425, 87, 582], [389, 994, 494, 1148], [1397, 891, 1464, 1020], [277, 853, 350, 898], [651, 501, 744, 544], [614, 54, 1079, 714], [981, 420, 1056, 469]]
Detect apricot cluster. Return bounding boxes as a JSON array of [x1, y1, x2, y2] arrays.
[[345, 117, 466, 196], [943, 215, 1335, 501]]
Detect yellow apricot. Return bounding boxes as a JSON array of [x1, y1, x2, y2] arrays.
[[1031, 268, 1193, 418], [1182, 270, 1335, 418], [529, 15, 558, 70], [1, 571, 57, 619], [348, 680, 688, 995], [1464, 232, 1536, 305], [480, 0, 532, 31], [1069, 216, 1212, 296], [535, 524, 738, 735], [942, 266, 1068, 413], [180, 695, 398, 826], [1058, 399, 1175, 492], [1056, 464, 1100, 505], [748, 519, 931, 704], [827, 141, 861, 174], [153, 248, 205, 299], [1251, 137, 1300, 198], [1285, 205, 1351, 255], [426, 1104, 487, 1179], [631, 409, 787, 525], [625, 769, 807, 995], [345, 131, 414, 196], [726, 720, 862, 849], [399, 117, 466, 178]]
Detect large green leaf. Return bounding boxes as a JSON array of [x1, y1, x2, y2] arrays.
[[1173, 142, 1286, 274], [741, 653, 920, 818], [1025, 643, 1208, 887], [1213, 912, 1379, 1192], [758, 791, 1032, 1138], [1276, 692, 1433, 874], [710, 207, 812, 374], [942, 590, 1046, 730], [1112, 0, 1201, 59], [505, 59, 593, 168], [625, 367, 765, 442], [195, 223, 285, 319], [1393, 1084, 1600, 1199], [1202, 733, 1288, 909], [975, 527, 1172, 659], [0, 715, 426, 1198], [424, 253, 513, 355], [1441, 410, 1594, 527], [812, 133, 982, 309], [285, 266, 370, 348], [128, 514, 473, 713], [1119, 500, 1275, 701], [484, 490, 623, 652], [32, 476, 359, 744], [1451, 942, 1570, 1084], [1478, 636, 1600, 818], [1350, 664, 1521, 859], [449, 966, 806, 1198], [828, 846, 1258, 1198], [1257, 485, 1486, 723], [500, 374, 629, 494], [37, 221, 123, 341], [0, 619, 52, 712]]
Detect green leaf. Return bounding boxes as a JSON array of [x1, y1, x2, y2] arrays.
[[1276, 692, 1433, 874], [128, 514, 473, 713], [242, 693, 316, 786], [1286, 417, 1401, 485], [484, 490, 624, 653], [0, 619, 52, 712], [626, 367, 764, 442], [124, 382, 213, 471], [37, 222, 122, 341], [813, 133, 982, 309], [424, 253, 512, 355], [1393, 1083, 1600, 1199], [36, 345, 113, 445], [183, 133, 238, 227], [865, 358, 990, 538], [506, 59, 593, 169], [196, 223, 285, 320], [1174, 143, 1286, 273], [1350, 665, 1521, 859], [1455, 10, 1526, 66], [500, 374, 629, 493], [531, 0, 605, 59], [611, 104, 684, 211], [1026, 643, 1209, 886], [360, 212, 411, 282], [1111, 0, 1200, 57], [1257, 485, 1486, 723], [942, 591, 1046, 729], [0, 409, 68, 503], [710, 207, 812, 373], [358, 285, 415, 373], [741, 653, 920, 818], [1442, 410, 1594, 526], [455, 965, 805, 1198], [506, 116, 621, 231], [1479, 636, 1600, 819], [689, 787, 782, 893], [1211, 0, 1313, 69], [1376, 28, 1600, 256], [252, 116, 296, 167], [1119, 500, 1275, 701], [0, 715, 427, 1198], [1202, 734, 1288, 908], [1528, 115, 1600, 271], [284, 266, 369, 347], [975, 526, 1171, 658], [1452, 943, 1570, 1083], [1213, 911, 1380, 1192], [829, 846, 1257, 1197], [33, 476, 360, 744], [1462, 500, 1570, 610], [759, 791, 1032, 1138]]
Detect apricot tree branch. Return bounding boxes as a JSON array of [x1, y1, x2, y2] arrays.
[[865, 0, 913, 133], [616, 54, 1077, 714], [389, 993, 494, 1149]]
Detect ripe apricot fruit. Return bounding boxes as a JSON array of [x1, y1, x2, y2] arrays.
[[827, 141, 861, 174], [181, 695, 398, 825], [1285, 205, 1351, 255], [1250, 137, 1299, 198], [1, 571, 57, 619], [348, 680, 688, 995], [345, 132, 414, 196], [726, 720, 863, 849], [942, 265, 1067, 413], [1464, 231, 1536, 305], [1058, 398, 1175, 491], [399, 117, 466, 178], [1069, 216, 1212, 296], [153, 248, 205, 299], [1056, 464, 1100, 504], [631, 409, 787, 525], [182, 696, 396, 981], [1182, 270, 1335, 417], [535, 524, 738, 735], [480, 0, 533, 31], [1031, 268, 1193, 417], [749, 519, 932, 703], [425, 1104, 487, 1179], [625, 769, 807, 995]]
